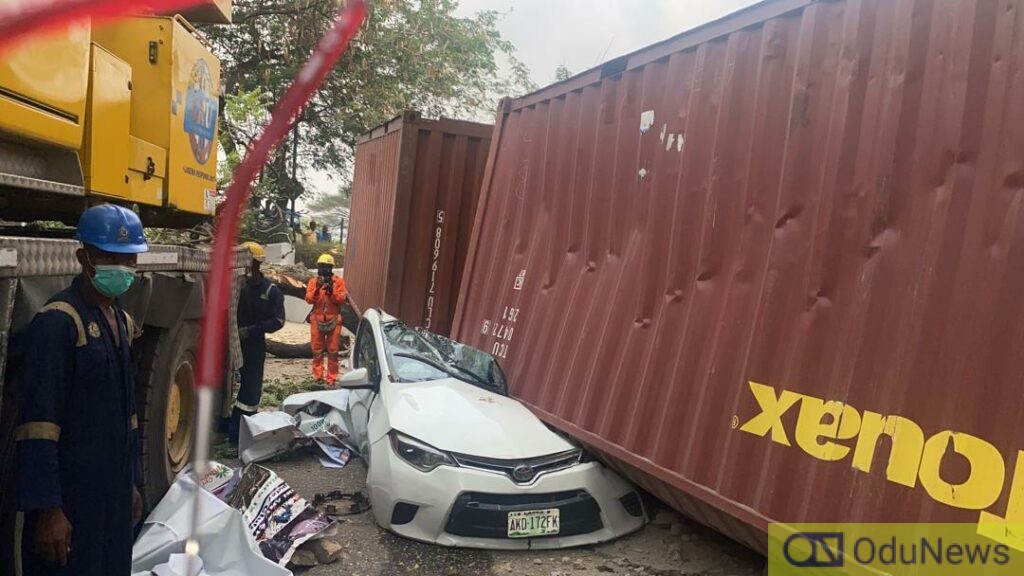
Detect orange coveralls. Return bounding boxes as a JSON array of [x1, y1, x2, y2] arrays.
[[305, 275, 348, 385]]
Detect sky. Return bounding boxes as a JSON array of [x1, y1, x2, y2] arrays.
[[454, 0, 759, 87], [304, 0, 759, 208]]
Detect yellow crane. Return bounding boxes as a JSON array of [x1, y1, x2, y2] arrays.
[[0, 0, 231, 225]]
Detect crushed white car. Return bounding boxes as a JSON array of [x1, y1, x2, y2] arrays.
[[338, 310, 646, 549]]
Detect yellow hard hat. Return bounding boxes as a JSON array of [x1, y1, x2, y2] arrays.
[[241, 241, 266, 262], [317, 253, 336, 266]]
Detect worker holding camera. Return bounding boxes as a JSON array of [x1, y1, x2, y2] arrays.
[[305, 254, 347, 387]]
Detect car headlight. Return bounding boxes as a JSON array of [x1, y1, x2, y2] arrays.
[[389, 431, 456, 472]]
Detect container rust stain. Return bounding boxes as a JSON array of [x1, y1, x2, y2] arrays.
[[347, 112, 491, 335], [453, 0, 1024, 553]]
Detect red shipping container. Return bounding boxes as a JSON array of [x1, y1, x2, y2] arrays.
[[346, 112, 491, 336], [453, 0, 1024, 553]]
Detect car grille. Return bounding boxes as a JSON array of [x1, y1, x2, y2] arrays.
[[451, 450, 581, 484], [445, 490, 604, 539]]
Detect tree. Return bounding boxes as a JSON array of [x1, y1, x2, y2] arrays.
[[555, 64, 573, 81], [206, 0, 534, 207], [307, 185, 350, 227]]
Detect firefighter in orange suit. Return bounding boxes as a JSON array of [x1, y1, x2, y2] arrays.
[[305, 253, 347, 386]]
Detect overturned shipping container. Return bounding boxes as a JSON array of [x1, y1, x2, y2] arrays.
[[346, 112, 491, 336], [453, 0, 1024, 553]]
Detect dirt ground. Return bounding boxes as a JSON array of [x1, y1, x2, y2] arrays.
[[273, 322, 314, 345], [264, 321, 352, 382], [265, 356, 314, 382], [257, 356, 766, 576]]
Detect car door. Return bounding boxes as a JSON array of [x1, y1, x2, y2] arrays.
[[347, 317, 382, 456]]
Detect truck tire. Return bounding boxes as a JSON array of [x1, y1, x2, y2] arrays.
[[136, 321, 199, 506]]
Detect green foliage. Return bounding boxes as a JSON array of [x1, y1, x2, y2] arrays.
[[307, 186, 350, 215], [212, 440, 238, 461], [294, 241, 345, 269], [555, 64, 573, 81], [306, 184, 350, 230], [218, 89, 307, 220], [206, 0, 534, 207], [261, 377, 326, 409], [35, 221, 75, 230], [216, 89, 266, 189]]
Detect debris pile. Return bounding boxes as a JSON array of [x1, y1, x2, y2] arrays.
[[132, 458, 352, 575], [131, 469, 291, 576], [238, 389, 354, 467]]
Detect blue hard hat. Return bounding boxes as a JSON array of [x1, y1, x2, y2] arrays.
[[74, 204, 149, 254]]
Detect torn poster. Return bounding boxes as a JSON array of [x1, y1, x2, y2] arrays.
[[131, 473, 291, 576], [188, 459, 335, 561], [223, 464, 335, 565], [640, 110, 655, 134]]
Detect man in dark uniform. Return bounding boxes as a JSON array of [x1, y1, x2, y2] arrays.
[[15, 204, 147, 575], [229, 242, 286, 443]]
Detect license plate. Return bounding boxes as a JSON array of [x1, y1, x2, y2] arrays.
[[507, 508, 560, 538]]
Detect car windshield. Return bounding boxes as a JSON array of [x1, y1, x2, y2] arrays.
[[382, 321, 508, 395]]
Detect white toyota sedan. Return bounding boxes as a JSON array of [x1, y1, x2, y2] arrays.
[[338, 310, 647, 549]]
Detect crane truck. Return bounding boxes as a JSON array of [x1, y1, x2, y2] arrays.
[[0, 1, 243, 572]]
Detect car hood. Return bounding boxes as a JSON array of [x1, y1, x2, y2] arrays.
[[387, 378, 574, 459]]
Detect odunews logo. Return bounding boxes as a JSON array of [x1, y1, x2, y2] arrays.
[[783, 533, 845, 568], [768, 524, 1024, 576]]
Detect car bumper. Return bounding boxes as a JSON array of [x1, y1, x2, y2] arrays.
[[366, 437, 647, 549]]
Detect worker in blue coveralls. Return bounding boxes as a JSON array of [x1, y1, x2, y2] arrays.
[[229, 241, 285, 443], [15, 204, 147, 575]]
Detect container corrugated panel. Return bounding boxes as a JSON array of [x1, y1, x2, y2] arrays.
[[453, 0, 1024, 553], [347, 112, 491, 335], [346, 124, 402, 315]]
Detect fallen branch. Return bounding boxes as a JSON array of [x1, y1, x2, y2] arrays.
[[266, 336, 352, 359], [262, 263, 313, 299], [266, 339, 313, 359]]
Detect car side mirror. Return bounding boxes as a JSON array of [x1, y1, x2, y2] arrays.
[[339, 367, 374, 390]]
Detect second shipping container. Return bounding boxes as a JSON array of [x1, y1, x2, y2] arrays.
[[346, 112, 491, 335]]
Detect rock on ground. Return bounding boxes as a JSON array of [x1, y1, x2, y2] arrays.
[[306, 538, 344, 564], [291, 549, 319, 568], [651, 509, 680, 528]]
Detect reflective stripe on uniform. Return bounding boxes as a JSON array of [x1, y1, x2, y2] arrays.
[[40, 301, 87, 347], [130, 415, 139, 430], [316, 318, 338, 332], [15, 421, 61, 442], [124, 311, 142, 341], [234, 399, 259, 412]]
